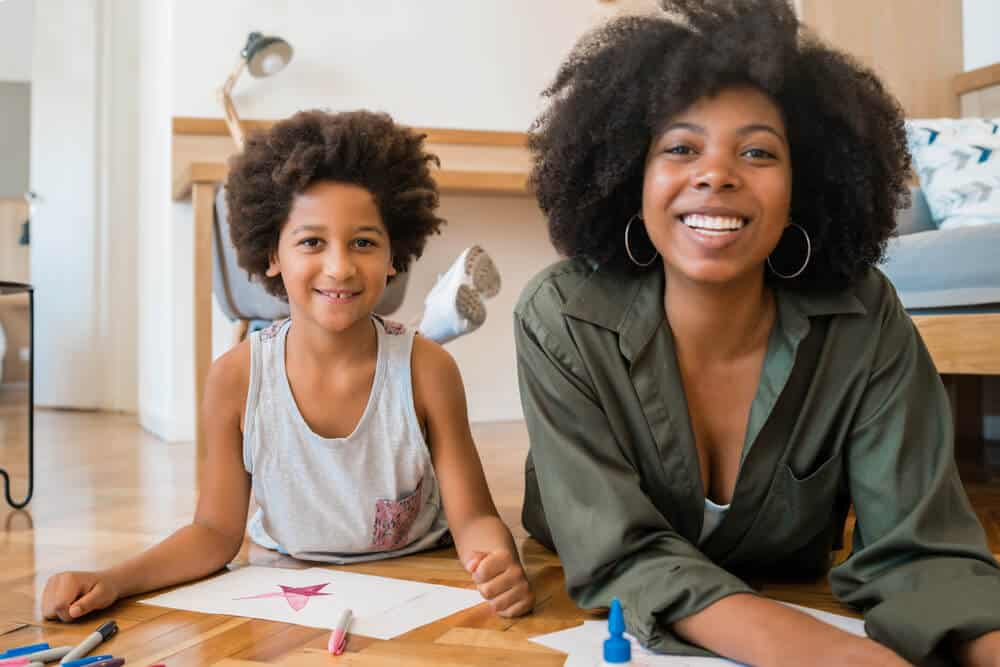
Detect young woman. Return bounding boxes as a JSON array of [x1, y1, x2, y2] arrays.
[[516, 1, 1000, 665]]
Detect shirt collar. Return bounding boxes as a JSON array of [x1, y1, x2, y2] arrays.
[[561, 264, 867, 362]]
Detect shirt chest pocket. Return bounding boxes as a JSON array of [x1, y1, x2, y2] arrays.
[[369, 476, 426, 552], [728, 449, 846, 564]]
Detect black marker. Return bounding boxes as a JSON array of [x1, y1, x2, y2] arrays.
[[60, 620, 118, 664]]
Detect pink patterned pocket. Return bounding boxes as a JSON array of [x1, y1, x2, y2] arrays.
[[370, 478, 424, 551]]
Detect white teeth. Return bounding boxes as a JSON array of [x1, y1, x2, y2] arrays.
[[681, 214, 746, 231]]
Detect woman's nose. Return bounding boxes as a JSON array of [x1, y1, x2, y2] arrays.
[[692, 157, 741, 192]]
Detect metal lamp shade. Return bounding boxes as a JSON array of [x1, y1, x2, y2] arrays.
[[242, 32, 293, 78]]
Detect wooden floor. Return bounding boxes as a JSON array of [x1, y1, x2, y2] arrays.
[[1, 407, 998, 666]]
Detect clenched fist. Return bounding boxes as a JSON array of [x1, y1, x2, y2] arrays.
[[464, 550, 534, 618], [42, 571, 120, 622]]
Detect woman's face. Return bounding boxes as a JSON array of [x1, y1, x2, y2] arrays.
[[642, 85, 792, 287]]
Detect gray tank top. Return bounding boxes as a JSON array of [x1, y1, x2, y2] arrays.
[[243, 317, 450, 563]]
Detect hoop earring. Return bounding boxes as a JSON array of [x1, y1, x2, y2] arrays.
[[767, 222, 811, 279], [625, 213, 659, 268]]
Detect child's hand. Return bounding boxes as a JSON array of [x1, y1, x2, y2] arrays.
[[42, 570, 120, 622], [464, 550, 534, 617]]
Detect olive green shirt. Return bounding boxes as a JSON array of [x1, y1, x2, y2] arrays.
[[515, 258, 1000, 666]]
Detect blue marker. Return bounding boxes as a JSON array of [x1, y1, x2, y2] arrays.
[[61, 655, 113, 667], [603, 598, 631, 665], [0, 645, 50, 660]]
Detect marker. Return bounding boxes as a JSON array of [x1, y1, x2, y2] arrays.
[[0, 646, 49, 661], [0, 647, 75, 665], [327, 609, 353, 656], [60, 622, 118, 665], [87, 659, 124, 667], [62, 655, 113, 667], [602, 598, 631, 665]]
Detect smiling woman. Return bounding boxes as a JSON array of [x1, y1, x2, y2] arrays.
[[640, 86, 793, 288], [516, 1, 1000, 666]]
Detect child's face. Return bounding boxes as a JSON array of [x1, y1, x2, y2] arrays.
[[642, 85, 793, 287], [266, 180, 396, 332]]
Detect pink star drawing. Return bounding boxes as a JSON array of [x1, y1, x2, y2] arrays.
[[234, 582, 332, 612]]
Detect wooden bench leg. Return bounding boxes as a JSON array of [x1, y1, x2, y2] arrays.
[[944, 374, 987, 470]]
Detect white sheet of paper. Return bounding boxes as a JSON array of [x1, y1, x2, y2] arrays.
[[530, 603, 865, 666], [139, 566, 483, 640]]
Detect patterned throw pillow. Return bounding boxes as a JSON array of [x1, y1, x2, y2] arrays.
[[905, 118, 1000, 229]]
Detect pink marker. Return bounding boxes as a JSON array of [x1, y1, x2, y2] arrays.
[[0, 659, 30, 667], [327, 609, 353, 656]]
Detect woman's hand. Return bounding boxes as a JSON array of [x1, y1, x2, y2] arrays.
[[41, 570, 121, 622], [465, 549, 535, 617]]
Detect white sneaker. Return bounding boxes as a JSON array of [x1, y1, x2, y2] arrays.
[[418, 246, 500, 344], [462, 245, 501, 299]]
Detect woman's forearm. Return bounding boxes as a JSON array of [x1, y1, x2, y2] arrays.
[[673, 593, 907, 667]]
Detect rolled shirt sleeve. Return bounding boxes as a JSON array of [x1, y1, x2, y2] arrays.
[[830, 291, 1000, 665]]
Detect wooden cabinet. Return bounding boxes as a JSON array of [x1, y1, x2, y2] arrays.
[[798, 0, 963, 118]]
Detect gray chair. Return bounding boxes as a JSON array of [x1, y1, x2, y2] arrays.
[[882, 187, 1000, 312], [881, 187, 1000, 454], [212, 186, 409, 342]]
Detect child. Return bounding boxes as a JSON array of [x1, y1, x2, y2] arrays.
[[42, 110, 534, 621]]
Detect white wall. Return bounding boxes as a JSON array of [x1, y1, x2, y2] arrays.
[[29, 0, 103, 408], [28, 0, 138, 412], [171, 1, 593, 130], [143, 0, 599, 440], [137, 0, 182, 438], [963, 0, 1000, 71], [0, 0, 33, 82]]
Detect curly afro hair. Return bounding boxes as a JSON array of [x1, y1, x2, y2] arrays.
[[226, 109, 445, 298], [530, 0, 911, 290]]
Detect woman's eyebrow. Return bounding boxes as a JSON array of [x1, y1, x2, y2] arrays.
[[735, 123, 787, 142], [660, 122, 786, 143]]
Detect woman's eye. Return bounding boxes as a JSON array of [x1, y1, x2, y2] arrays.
[[664, 145, 695, 156], [743, 148, 776, 160]]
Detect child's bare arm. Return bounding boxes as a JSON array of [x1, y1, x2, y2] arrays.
[[412, 336, 534, 617], [42, 343, 253, 621]]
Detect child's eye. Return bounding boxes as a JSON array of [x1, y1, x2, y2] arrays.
[[299, 238, 323, 248], [353, 238, 377, 249], [664, 145, 695, 156]]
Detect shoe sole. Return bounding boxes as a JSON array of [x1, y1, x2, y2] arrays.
[[455, 285, 486, 327], [464, 246, 501, 299]]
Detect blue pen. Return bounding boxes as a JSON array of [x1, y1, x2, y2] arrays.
[[0, 645, 50, 660], [61, 655, 113, 667]]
